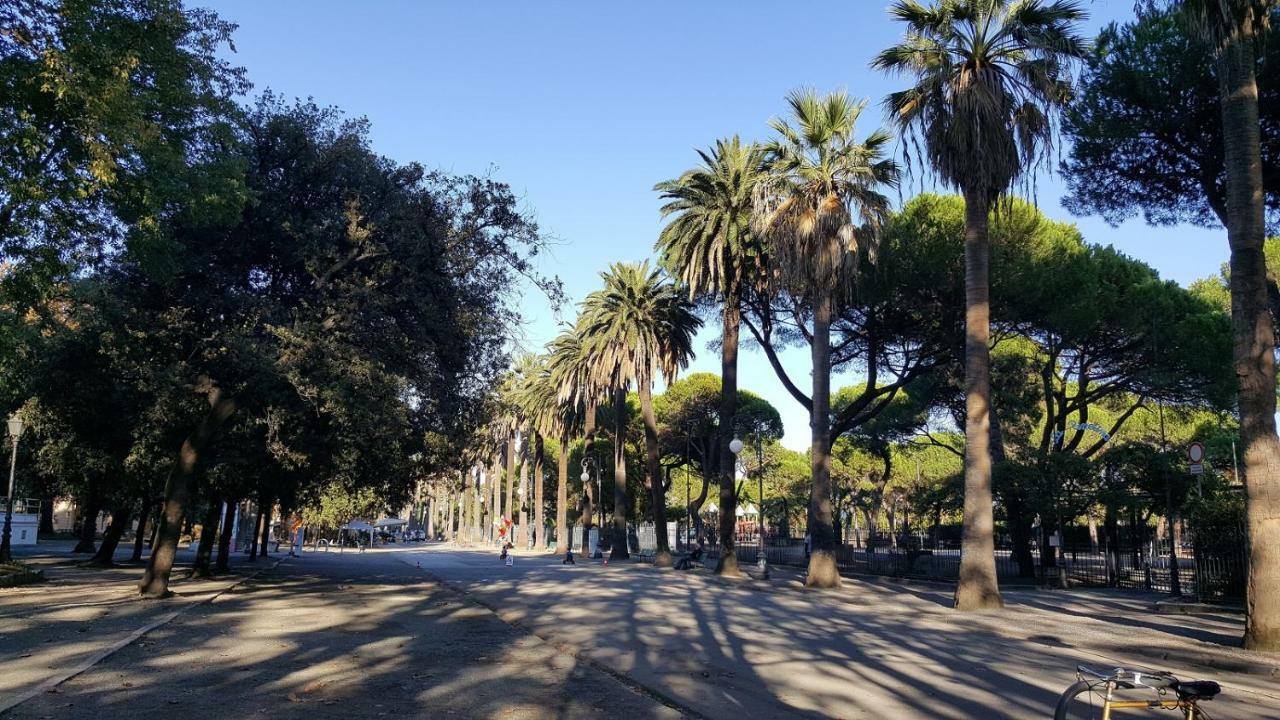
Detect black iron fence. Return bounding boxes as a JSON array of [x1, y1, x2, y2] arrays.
[[633, 520, 1246, 606]]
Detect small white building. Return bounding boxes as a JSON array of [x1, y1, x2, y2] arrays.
[[3, 498, 40, 545]]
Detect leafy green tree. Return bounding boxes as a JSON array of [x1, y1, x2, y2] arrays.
[[654, 372, 782, 540], [578, 262, 700, 563], [752, 89, 898, 588], [1061, 8, 1279, 230], [875, 0, 1088, 610], [0, 0, 245, 306], [655, 136, 768, 575]]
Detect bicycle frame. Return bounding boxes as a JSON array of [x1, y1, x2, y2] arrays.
[[1095, 681, 1202, 719]]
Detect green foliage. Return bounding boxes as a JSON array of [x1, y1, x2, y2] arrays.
[[1062, 7, 1280, 230], [875, 0, 1089, 202]]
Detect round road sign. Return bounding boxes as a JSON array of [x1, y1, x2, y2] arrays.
[[1188, 442, 1205, 463]]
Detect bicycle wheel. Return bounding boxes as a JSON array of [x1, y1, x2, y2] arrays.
[[1054, 680, 1108, 720]]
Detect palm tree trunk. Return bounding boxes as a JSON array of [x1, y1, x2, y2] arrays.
[[582, 402, 598, 556], [518, 454, 528, 546], [139, 387, 235, 598], [1218, 20, 1280, 651], [716, 291, 742, 576], [491, 454, 502, 543], [954, 188, 1004, 610], [556, 435, 569, 553], [610, 387, 630, 560], [472, 468, 482, 544], [534, 434, 545, 550], [505, 431, 516, 531], [806, 288, 840, 588], [639, 382, 672, 566]]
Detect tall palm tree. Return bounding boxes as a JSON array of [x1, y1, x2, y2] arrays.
[[655, 136, 769, 576], [547, 325, 601, 555], [874, 0, 1087, 609], [1164, 0, 1280, 651], [514, 352, 582, 553], [578, 262, 701, 564], [753, 89, 898, 588]]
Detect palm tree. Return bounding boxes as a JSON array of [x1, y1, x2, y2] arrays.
[[547, 325, 602, 556], [874, 0, 1087, 610], [578, 262, 701, 564], [655, 136, 769, 576], [514, 352, 582, 553], [1163, 0, 1280, 651], [753, 89, 898, 588]]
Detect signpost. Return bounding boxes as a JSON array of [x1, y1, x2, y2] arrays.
[[1188, 441, 1205, 475]]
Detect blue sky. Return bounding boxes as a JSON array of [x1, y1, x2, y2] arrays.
[[203, 0, 1228, 449]]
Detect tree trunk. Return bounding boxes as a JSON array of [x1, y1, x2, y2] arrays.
[[215, 498, 235, 573], [90, 505, 131, 566], [1218, 17, 1280, 652], [954, 188, 1004, 610], [131, 497, 150, 563], [716, 292, 742, 576], [139, 385, 236, 598], [1007, 495, 1036, 579], [505, 431, 516, 531], [556, 436, 570, 552], [639, 382, 672, 566], [193, 495, 221, 578], [582, 402, 598, 556], [38, 491, 53, 535], [471, 468, 482, 544], [806, 289, 840, 588], [258, 495, 274, 557], [609, 387, 630, 561], [72, 488, 100, 553], [247, 500, 262, 560], [518, 453, 529, 547], [491, 454, 502, 544], [534, 434, 546, 550], [448, 488, 458, 541]]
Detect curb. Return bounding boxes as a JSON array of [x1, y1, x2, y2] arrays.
[[0, 556, 286, 715]]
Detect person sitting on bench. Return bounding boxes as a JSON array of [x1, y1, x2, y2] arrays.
[[675, 541, 704, 570]]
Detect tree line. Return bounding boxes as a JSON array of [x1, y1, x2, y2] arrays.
[[0, 0, 555, 596], [437, 0, 1278, 652]]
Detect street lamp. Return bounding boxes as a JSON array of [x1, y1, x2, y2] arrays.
[[581, 456, 603, 558], [0, 413, 24, 562], [729, 437, 743, 570]]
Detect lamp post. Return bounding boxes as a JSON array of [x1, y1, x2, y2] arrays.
[[732, 430, 747, 571], [753, 434, 768, 579], [0, 413, 24, 563], [729, 436, 743, 569], [580, 456, 603, 558]]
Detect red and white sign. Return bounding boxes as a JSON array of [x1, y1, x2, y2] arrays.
[[1188, 442, 1205, 475]]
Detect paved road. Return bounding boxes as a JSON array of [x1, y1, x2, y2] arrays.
[[4, 543, 1278, 719], [3, 547, 678, 719], [401, 545, 1280, 719]]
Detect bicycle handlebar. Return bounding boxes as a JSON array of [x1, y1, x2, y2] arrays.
[[1076, 664, 1177, 689]]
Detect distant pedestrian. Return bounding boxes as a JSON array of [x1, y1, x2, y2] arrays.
[[563, 548, 576, 565], [804, 532, 811, 561]]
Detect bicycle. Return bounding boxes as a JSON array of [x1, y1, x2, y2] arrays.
[[1055, 664, 1221, 719]]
